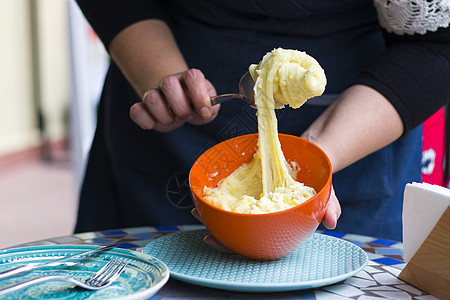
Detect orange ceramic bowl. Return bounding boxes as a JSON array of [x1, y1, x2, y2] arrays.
[[189, 133, 332, 260]]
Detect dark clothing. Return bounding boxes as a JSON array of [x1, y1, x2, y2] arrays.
[[77, 0, 450, 133], [74, 0, 449, 241]]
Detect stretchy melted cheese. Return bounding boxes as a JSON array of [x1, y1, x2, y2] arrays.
[[204, 48, 326, 214]]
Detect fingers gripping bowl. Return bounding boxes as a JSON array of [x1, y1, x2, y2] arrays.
[[189, 133, 332, 260]]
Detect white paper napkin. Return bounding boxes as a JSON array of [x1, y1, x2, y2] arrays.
[[402, 182, 450, 262]]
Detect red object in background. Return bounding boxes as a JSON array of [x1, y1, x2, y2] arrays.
[[422, 107, 446, 186]]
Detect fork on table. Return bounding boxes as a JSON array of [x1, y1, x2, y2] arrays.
[[0, 258, 128, 296]]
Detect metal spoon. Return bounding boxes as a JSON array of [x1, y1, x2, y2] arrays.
[[210, 72, 256, 108], [210, 72, 284, 109]]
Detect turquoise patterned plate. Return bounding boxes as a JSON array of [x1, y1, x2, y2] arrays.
[[0, 245, 169, 299], [144, 229, 368, 292]]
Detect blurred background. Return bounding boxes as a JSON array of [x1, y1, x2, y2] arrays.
[[0, 0, 108, 248]]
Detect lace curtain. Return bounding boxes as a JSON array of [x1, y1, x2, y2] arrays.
[[374, 0, 450, 35]]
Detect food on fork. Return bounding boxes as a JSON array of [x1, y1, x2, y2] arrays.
[[204, 48, 326, 213]]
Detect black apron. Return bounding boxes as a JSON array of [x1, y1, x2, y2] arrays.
[[75, 0, 422, 241]]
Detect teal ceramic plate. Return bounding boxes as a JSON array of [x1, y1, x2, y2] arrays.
[[0, 245, 169, 299], [144, 229, 368, 292]]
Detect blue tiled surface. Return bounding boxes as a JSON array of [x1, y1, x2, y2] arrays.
[[90, 238, 115, 244], [100, 230, 128, 236], [321, 230, 347, 238], [154, 226, 180, 232], [370, 238, 398, 247], [11, 226, 434, 299], [115, 242, 139, 249], [372, 256, 404, 266], [376, 247, 404, 256]]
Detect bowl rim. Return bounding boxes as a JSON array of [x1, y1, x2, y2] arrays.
[[189, 133, 332, 217]]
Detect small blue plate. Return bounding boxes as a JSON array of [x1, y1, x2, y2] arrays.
[[144, 229, 368, 292], [0, 245, 169, 299]]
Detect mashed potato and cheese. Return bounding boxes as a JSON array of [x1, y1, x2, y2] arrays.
[[204, 48, 326, 214]]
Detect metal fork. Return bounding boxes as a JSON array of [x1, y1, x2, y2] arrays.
[[0, 258, 128, 296]]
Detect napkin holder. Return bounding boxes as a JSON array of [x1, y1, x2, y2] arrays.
[[399, 204, 450, 299]]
